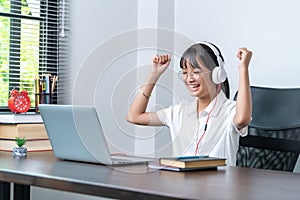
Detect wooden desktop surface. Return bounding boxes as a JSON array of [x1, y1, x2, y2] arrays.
[[0, 151, 300, 200]]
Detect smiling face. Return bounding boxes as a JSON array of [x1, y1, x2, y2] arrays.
[[180, 59, 216, 99]]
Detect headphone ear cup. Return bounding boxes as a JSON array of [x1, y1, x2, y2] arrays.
[[212, 67, 227, 84], [199, 41, 227, 84]]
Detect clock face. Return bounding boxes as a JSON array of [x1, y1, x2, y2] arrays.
[[14, 94, 31, 113]]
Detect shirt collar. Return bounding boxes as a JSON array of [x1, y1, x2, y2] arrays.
[[188, 91, 228, 118]]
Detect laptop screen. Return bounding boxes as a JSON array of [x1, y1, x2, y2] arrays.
[[39, 104, 114, 164]]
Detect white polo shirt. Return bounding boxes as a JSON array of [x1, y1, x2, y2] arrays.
[[156, 91, 248, 166]]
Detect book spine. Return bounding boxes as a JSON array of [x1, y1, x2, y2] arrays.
[[40, 77, 46, 104], [35, 76, 40, 112]]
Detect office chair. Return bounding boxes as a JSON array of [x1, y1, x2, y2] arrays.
[[235, 86, 300, 172]]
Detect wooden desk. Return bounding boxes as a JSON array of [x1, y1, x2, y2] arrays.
[[1, 151, 300, 200]]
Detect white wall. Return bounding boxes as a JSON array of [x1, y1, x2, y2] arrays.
[[68, 0, 139, 155], [175, 0, 300, 96]]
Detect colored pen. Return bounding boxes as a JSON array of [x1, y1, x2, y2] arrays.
[[176, 155, 209, 159]]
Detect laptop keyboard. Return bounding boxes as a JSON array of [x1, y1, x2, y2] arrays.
[[111, 156, 154, 165], [112, 158, 138, 164]]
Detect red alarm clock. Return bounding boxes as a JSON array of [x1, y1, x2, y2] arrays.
[[8, 89, 31, 113]]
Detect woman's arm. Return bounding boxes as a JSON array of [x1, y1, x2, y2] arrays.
[[126, 54, 171, 126], [234, 48, 253, 129]]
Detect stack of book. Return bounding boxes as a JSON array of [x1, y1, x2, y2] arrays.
[[0, 113, 52, 152], [148, 156, 226, 171]]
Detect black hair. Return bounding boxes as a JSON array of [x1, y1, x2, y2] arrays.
[[179, 43, 230, 98]]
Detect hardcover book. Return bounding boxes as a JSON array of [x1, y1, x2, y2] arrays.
[[159, 156, 226, 169], [0, 113, 43, 124], [0, 123, 48, 139], [148, 162, 219, 172]]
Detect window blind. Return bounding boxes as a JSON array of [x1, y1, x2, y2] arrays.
[[0, 0, 69, 112]]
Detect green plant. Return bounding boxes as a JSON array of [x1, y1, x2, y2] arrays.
[[16, 137, 26, 147]]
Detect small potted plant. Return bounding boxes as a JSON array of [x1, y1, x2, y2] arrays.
[[12, 137, 27, 157]]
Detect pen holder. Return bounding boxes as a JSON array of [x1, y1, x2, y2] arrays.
[[34, 74, 57, 112], [35, 93, 52, 112]]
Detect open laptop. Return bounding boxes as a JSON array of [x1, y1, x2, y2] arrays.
[[39, 104, 153, 165]]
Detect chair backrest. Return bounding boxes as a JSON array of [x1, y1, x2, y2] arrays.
[[235, 86, 300, 171]]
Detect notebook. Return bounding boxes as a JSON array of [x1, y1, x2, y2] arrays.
[[39, 104, 153, 165]]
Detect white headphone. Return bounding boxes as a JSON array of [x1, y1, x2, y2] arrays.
[[199, 42, 227, 84]]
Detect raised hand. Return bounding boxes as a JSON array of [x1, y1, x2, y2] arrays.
[[236, 48, 252, 69], [151, 54, 171, 76]]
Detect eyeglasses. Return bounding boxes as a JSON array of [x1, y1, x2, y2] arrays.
[[178, 70, 211, 80]]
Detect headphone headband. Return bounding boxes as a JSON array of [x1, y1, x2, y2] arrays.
[[199, 41, 224, 68]]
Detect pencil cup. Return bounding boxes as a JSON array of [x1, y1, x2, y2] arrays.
[[34, 74, 57, 112]]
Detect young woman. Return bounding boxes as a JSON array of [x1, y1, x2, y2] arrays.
[[126, 42, 252, 166]]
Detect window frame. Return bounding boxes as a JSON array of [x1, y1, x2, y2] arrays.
[[0, 0, 60, 113]]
